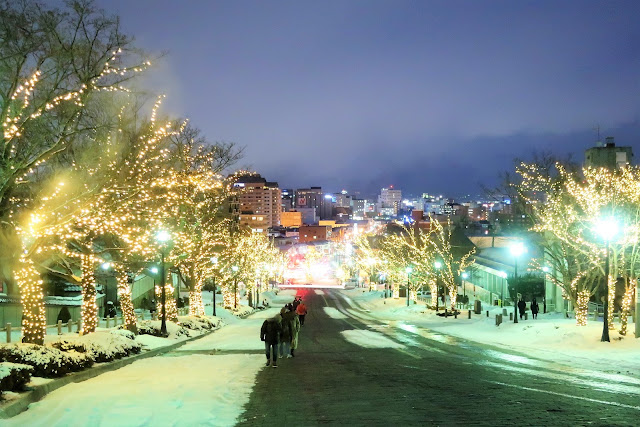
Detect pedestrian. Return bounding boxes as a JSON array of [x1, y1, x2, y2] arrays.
[[106, 301, 116, 318], [296, 299, 308, 326], [517, 298, 526, 320], [260, 316, 281, 368], [292, 296, 301, 311], [531, 298, 539, 319], [280, 305, 296, 358], [289, 305, 301, 357]]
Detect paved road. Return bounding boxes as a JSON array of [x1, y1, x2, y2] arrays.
[[237, 289, 640, 426]]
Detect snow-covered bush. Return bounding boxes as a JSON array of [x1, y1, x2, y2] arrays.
[[50, 331, 141, 363], [137, 320, 189, 338], [178, 316, 222, 332], [0, 362, 33, 396], [0, 344, 93, 378]]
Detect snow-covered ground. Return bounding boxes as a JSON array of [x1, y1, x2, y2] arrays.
[[6, 286, 639, 426], [340, 288, 640, 378], [3, 289, 298, 426]]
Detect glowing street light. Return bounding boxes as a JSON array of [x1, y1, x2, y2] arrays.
[[595, 217, 619, 342], [509, 242, 527, 324]]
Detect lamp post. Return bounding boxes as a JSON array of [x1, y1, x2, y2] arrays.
[[596, 218, 619, 342], [405, 266, 413, 307], [542, 266, 550, 314], [156, 230, 171, 337], [510, 242, 526, 324], [232, 265, 239, 309], [462, 272, 469, 307], [211, 257, 218, 317], [434, 261, 442, 311]]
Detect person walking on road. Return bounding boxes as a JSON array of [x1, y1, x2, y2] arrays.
[[296, 299, 308, 326], [292, 296, 301, 311], [260, 316, 281, 368], [281, 304, 300, 358], [279, 306, 292, 358], [530, 298, 539, 319], [517, 298, 526, 320]]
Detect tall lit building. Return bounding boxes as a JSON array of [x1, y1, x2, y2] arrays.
[[233, 174, 281, 233], [378, 186, 402, 216]]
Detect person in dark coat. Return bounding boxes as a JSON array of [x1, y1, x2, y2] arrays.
[[530, 298, 539, 319], [106, 301, 117, 318], [292, 296, 301, 311], [517, 298, 526, 319], [279, 306, 294, 358], [261, 317, 281, 367]]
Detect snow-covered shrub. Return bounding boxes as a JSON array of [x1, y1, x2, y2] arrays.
[[0, 362, 33, 396], [50, 331, 141, 363], [0, 344, 93, 378], [178, 316, 222, 332], [137, 320, 189, 338]]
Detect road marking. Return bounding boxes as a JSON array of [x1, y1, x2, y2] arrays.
[[485, 380, 640, 411]]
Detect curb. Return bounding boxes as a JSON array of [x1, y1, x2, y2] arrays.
[[0, 328, 218, 419]]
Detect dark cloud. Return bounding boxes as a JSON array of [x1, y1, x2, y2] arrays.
[[100, 0, 640, 197]]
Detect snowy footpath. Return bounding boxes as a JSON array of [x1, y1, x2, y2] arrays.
[[3, 290, 298, 426]]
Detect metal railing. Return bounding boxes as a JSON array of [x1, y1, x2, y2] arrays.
[[0, 307, 190, 343]]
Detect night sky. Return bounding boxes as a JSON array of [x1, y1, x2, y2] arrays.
[[99, 0, 640, 198]]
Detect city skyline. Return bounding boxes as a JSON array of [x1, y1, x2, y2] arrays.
[[101, 0, 640, 195]]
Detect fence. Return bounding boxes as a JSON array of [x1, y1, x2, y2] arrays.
[[0, 307, 190, 343]]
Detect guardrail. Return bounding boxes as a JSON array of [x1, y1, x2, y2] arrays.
[[0, 307, 190, 343]]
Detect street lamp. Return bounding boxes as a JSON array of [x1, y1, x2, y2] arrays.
[[232, 265, 239, 309], [156, 230, 171, 337], [510, 242, 527, 324], [405, 266, 413, 307], [461, 272, 469, 306], [211, 257, 218, 317], [542, 266, 550, 314], [434, 261, 442, 311], [595, 217, 619, 342]]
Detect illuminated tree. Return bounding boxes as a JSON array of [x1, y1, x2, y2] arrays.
[[516, 162, 640, 333]]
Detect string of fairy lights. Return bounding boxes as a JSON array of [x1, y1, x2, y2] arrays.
[[517, 162, 640, 333], [353, 217, 475, 310]]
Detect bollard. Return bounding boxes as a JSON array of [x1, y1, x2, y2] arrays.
[[502, 308, 508, 316], [57, 320, 62, 335], [444, 309, 448, 318], [509, 313, 513, 321], [68, 320, 73, 333], [495, 314, 500, 326], [486, 310, 489, 317], [468, 310, 471, 319], [106, 317, 111, 328], [77, 319, 82, 333], [454, 311, 457, 319], [6, 323, 11, 343]]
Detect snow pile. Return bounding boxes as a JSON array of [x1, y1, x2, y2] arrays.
[[323, 307, 348, 319], [341, 329, 406, 349]]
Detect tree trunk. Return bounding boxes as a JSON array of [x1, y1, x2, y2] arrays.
[[188, 276, 205, 316], [16, 255, 47, 345], [80, 255, 98, 335], [619, 284, 634, 336], [115, 267, 137, 334], [576, 289, 589, 326]]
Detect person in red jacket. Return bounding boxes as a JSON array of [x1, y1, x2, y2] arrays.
[[296, 300, 307, 326]]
